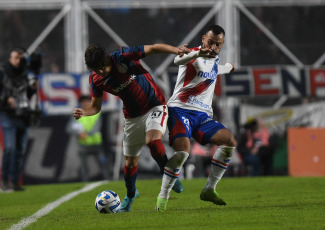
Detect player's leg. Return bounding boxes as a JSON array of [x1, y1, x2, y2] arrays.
[[146, 130, 183, 193], [145, 105, 168, 174], [124, 155, 140, 197], [156, 137, 190, 211], [120, 117, 144, 212], [146, 105, 183, 193], [156, 107, 192, 211], [146, 130, 167, 175], [196, 123, 236, 205], [120, 150, 141, 212]]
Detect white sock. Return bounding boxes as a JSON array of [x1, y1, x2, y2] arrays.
[[205, 146, 235, 190], [158, 151, 189, 199]]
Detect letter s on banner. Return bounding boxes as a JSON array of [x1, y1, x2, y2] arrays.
[[41, 73, 78, 115]]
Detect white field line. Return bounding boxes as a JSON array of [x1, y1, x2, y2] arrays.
[[9, 180, 108, 230]]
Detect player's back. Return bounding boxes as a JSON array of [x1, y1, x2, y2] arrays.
[[90, 46, 167, 118]]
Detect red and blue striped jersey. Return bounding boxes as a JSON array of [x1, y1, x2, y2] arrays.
[[89, 46, 166, 118]]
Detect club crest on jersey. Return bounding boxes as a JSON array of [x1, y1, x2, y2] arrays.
[[118, 63, 128, 73]]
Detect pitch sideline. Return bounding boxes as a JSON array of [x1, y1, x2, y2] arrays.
[[9, 180, 108, 230]]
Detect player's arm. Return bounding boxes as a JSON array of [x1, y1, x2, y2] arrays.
[[144, 44, 190, 57], [218, 63, 235, 75], [73, 96, 102, 119], [174, 47, 217, 65]]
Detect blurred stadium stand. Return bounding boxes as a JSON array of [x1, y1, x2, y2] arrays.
[[0, 0, 324, 183]]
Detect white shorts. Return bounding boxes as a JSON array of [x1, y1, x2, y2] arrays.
[[123, 105, 168, 157]]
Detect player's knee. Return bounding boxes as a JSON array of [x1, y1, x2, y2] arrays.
[[166, 150, 189, 168], [125, 161, 134, 168], [211, 130, 236, 147], [124, 156, 138, 168], [173, 137, 191, 153], [227, 135, 237, 147], [219, 145, 236, 158]]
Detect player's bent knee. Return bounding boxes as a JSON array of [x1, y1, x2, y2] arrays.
[[124, 156, 139, 168], [228, 136, 237, 147], [211, 129, 236, 147], [219, 145, 235, 158]]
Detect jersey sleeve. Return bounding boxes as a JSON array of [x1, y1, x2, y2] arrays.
[[174, 47, 200, 65], [217, 63, 233, 75], [120, 46, 145, 61], [89, 74, 103, 97]]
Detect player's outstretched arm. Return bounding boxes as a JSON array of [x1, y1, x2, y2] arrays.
[[218, 63, 235, 75], [73, 96, 103, 119], [174, 47, 217, 65], [144, 44, 190, 57]]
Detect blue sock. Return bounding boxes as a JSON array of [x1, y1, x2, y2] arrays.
[[124, 165, 138, 198]]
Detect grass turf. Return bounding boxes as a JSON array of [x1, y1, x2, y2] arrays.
[[1, 177, 324, 230]]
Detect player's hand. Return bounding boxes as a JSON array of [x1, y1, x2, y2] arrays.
[[73, 108, 84, 120], [199, 47, 217, 58], [177, 44, 191, 57]]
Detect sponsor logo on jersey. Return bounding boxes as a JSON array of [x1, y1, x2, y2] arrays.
[[112, 75, 136, 92], [188, 95, 210, 109], [197, 70, 218, 80]]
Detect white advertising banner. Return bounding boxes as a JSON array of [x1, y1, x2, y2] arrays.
[[240, 102, 325, 135]]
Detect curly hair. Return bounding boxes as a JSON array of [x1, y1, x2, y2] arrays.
[[84, 43, 107, 70]]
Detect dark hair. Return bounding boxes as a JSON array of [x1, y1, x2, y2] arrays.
[[10, 47, 28, 70], [205, 25, 225, 36], [244, 118, 258, 130], [84, 43, 107, 70], [10, 47, 27, 55]]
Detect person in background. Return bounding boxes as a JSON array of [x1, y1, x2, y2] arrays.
[[67, 95, 108, 181], [0, 47, 38, 192], [237, 117, 275, 176]]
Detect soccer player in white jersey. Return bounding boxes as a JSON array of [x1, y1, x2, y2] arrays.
[[156, 25, 237, 211]]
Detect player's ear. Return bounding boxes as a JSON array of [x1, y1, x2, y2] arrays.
[[202, 34, 206, 43]]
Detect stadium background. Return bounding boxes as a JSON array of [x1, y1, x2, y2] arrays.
[[0, 0, 325, 184]]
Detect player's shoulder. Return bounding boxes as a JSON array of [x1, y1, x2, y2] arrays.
[[120, 45, 144, 54], [89, 71, 97, 78], [89, 71, 102, 83]]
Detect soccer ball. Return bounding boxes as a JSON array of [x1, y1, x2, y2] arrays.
[[95, 190, 121, 214]]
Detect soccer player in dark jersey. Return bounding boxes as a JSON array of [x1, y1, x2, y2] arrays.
[[73, 43, 190, 212]]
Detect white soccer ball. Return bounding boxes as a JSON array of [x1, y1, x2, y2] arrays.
[[95, 190, 121, 214]]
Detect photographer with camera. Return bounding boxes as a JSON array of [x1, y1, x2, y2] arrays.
[[0, 47, 39, 192]]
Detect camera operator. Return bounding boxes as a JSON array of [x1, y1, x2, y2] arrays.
[[0, 47, 39, 192]]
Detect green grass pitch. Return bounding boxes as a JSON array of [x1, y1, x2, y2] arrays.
[[1, 176, 324, 230]]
